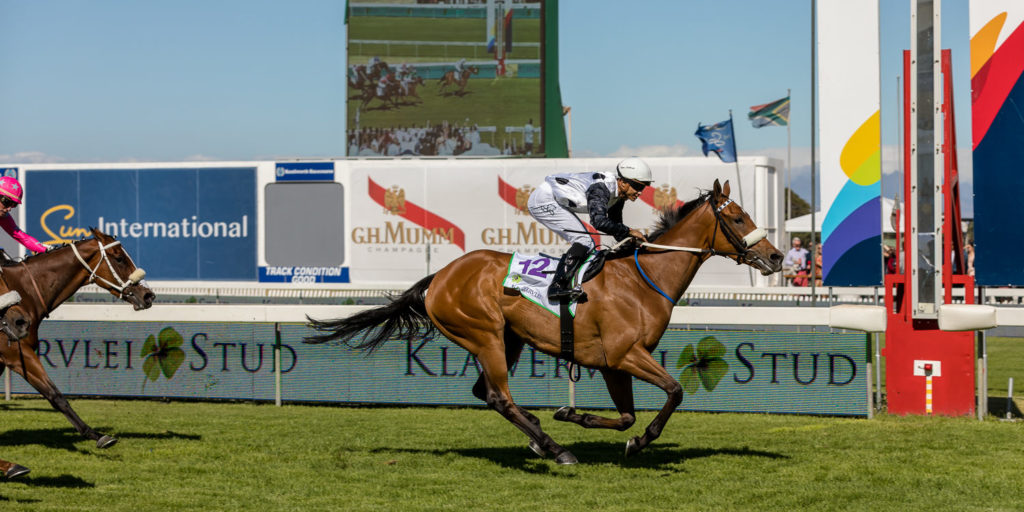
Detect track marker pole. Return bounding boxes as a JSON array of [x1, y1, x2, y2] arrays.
[[275, 322, 282, 407]]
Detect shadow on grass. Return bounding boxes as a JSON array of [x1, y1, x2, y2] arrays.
[[0, 428, 201, 451], [17, 474, 94, 489], [0, 495, 41, 504], [987, 396, 1023, 419], [0, 403, 55, 413], [367, 442, 787, 473]]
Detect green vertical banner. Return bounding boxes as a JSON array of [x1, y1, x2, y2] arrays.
[[543, 0, 569, 158]]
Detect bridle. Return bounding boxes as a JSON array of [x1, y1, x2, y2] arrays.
[[633, 195, 767, 303], [704, 197, 768, 261], [71, 239, 146, 299]]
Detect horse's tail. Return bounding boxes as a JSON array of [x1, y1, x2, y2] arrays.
[[304, 274, 437, 352]]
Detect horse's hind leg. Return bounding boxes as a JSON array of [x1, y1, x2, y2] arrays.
[[554, 368, 637, 431], [471, 329, 541, 425], [0, 458, 29, 479], [470, 342, 577, 464], [8, 342, 117, 448]]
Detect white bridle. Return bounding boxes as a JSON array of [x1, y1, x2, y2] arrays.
[[71, 239, 146, 297]]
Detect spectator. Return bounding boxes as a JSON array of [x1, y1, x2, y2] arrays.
[[883, 244, 897, 274], [813, 244, 823, 286], [783, 237, 809, 286], [523, 118, 534, 155], [965, 240, 975, 277]]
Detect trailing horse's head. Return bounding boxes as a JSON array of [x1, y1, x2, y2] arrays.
[[708, 179, 784, 276], [0, 290, 29, 341], [82, 229, 156, 310]]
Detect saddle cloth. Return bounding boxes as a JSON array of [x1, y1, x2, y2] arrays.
[[501, 252, 596, 318]]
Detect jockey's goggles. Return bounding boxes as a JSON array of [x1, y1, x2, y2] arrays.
[[0, 196, 16, 208], [617, 173, 650, 193]]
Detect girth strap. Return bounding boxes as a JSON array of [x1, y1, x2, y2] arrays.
[[559, 300, 573, 362], [559, 300, 580, 382]]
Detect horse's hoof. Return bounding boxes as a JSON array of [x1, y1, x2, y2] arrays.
[[555, 451, 578, 465], [96, 435, 118, 449], [528, 440, 547, 458], [5, 464, 29, 479], [624, 437, 641, 457], [553, 406, 574, 422]]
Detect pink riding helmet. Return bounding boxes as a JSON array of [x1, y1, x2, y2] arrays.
[[0, 177, 22, 204]]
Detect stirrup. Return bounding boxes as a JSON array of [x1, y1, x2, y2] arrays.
[[548, 284, 587, 303]]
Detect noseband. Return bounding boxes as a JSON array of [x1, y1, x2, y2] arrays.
[[71, 240, 146, 299]]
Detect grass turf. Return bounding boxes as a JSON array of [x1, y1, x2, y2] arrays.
[[1, 398, 1023, 511]]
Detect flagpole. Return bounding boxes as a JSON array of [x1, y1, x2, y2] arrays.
[[810, 0, 818, 304], [729, 109, 753, 287], [729, 110, 744, 207], [786, 88, 792, 224]]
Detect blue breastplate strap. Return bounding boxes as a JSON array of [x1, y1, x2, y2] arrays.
[[634, 249, 675, 304]]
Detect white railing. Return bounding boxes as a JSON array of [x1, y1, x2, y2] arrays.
[[72, 282, 1024, 305], [43, 302, 1024, 328]]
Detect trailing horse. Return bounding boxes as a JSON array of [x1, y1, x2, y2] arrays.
[[0, 229, 154, 456], [307, 180, 782, 464]]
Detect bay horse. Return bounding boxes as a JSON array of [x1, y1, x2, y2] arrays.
[[0, 278, 40, 479], [307, 180, 783, 464], [438, 65, 479, 96], [0, 229, 154, 458], [400, 76, 426, 103]]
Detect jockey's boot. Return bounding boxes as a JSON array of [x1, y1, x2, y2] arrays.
[[548, 243, 590, 302]]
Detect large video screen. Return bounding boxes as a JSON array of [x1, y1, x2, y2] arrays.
[[346, 0, 544, 157]]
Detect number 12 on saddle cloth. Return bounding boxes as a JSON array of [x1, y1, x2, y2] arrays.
[[501, 252, 597, 318]]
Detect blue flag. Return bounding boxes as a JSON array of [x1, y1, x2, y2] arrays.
[[694, 119, 737, 163]]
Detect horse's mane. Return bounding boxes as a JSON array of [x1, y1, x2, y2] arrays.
[[646, 191, 712, 243], [604, 191, 711, 261], [1, 241, 77, 267]]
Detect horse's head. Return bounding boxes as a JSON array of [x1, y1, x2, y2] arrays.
[[707, 179, 784, 275], [76, 229, 156, 310], [0, 290, 29, 341]]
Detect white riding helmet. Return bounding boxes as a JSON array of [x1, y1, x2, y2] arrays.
[[616, 157, 653, 184]]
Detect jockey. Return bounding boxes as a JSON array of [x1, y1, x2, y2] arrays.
[[397, 62, 413, 95], [454, 58, 467, 75], [527, 157, 653, 301], [0, 176, 49, 255], [377, 74, 391, 98]]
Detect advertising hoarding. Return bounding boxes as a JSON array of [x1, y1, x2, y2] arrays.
[[15, 323, 868, 417], [346, 0, 544, 157], [25, 168, 257, 280], [970, 3, 1024, 285], [817, 1, 882, 286]]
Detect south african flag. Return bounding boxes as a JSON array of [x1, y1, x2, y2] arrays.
[[748, 96, 790, 128]]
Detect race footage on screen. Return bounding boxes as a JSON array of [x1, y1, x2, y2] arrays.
[[346, 0, 544, 157]]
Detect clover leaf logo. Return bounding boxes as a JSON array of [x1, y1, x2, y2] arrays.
[[141, 327, 186, 383], [676, 335, 729, 395]]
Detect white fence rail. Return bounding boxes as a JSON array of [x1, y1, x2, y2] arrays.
[[46, 303, 1024, 328]]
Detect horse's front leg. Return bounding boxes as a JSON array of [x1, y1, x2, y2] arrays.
[[8, 340, 117, 449], [614, 348, 682, 457], [554, 368, 637, 431]]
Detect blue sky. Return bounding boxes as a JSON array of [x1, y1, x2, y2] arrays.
[[0, 0, 974, 213]]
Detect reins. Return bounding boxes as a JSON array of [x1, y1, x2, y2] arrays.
[[632, 197, 767, 304]]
